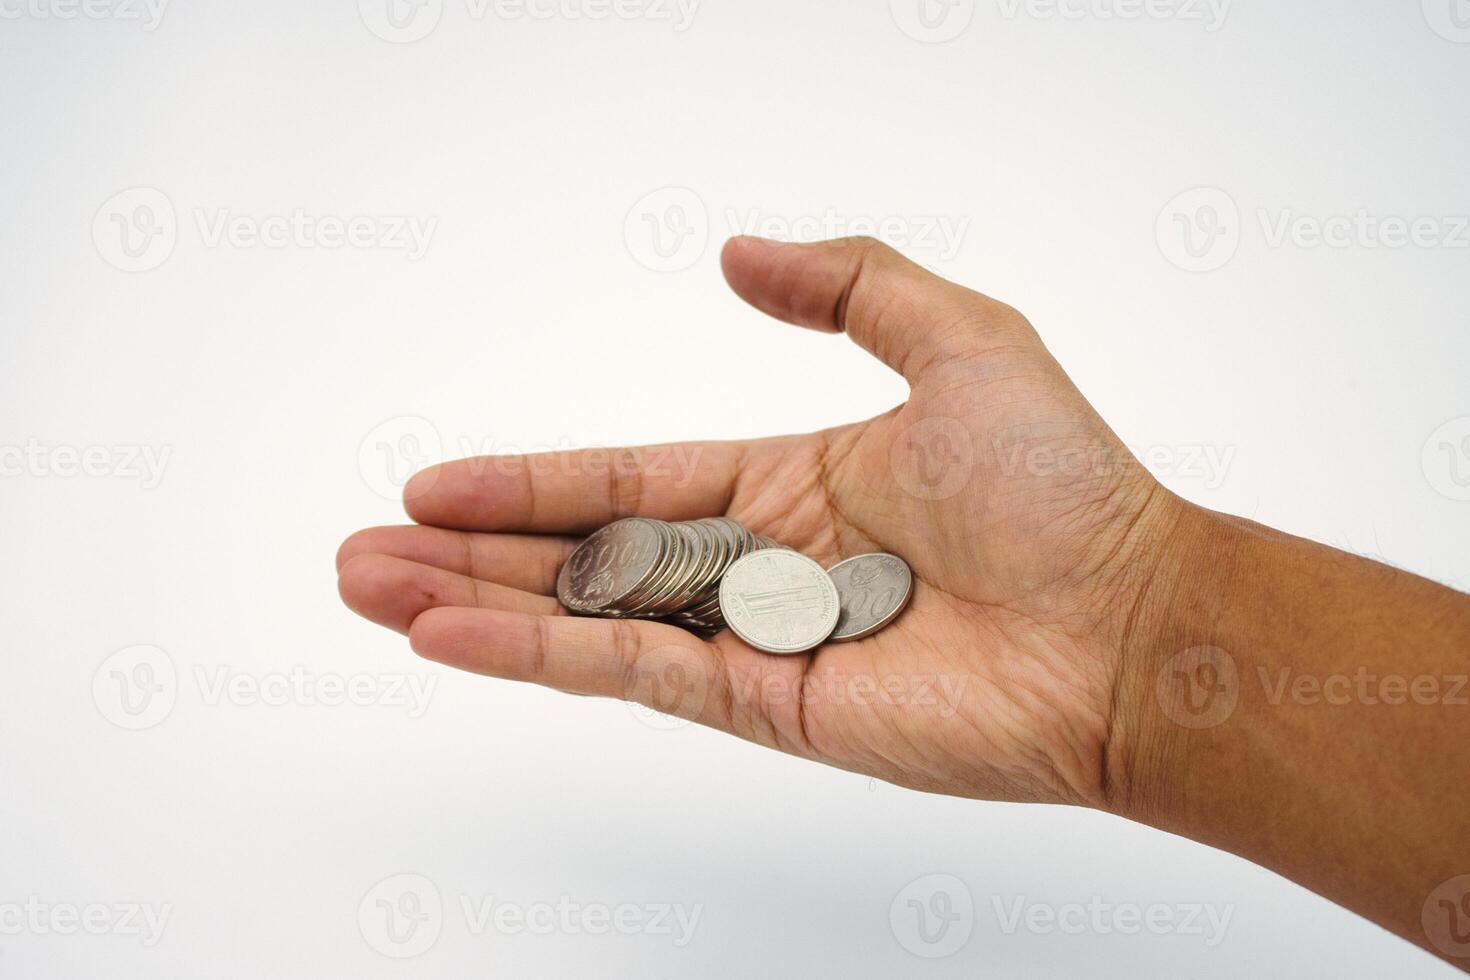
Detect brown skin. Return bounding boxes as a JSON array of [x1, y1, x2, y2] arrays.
[[337, 236, 1470, 969]]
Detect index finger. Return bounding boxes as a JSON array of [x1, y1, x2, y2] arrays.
[[403, 441, 747, 534]]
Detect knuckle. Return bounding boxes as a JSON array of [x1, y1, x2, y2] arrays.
[[948, 295, 1036, 346], [606, 448, 646, 520], [528, 615, 552, 681], [610, 620, 645, 699], [986, 299, 1033, 331], [842, 234, 888, 255]]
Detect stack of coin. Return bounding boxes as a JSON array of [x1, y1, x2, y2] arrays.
[[557, 516, 915, 654], [556, 517, 781, 633]]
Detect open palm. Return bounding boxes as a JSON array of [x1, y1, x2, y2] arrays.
[[338, 237, 1179, 811]]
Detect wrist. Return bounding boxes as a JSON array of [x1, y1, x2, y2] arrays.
[[1099, 497, 1246, 824], [1096, 497, 1470, 961]]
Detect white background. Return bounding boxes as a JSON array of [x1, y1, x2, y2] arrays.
[[3, 0, 1468, 976]]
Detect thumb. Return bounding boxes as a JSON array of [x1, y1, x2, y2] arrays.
[[719, 235, 1029, 382]]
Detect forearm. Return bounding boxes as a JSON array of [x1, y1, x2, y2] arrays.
[[1111, 502, 1470, 965]]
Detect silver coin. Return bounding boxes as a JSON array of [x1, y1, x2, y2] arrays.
[[825, 553, 913, 642], [623, 522, 696, 616], [718, 550, 840, 655], [676, 520, 723, 607], [557, 518, 664, 614], [603, 519, 679, 615]]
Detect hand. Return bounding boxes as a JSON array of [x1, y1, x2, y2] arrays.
[[338, 235, 1470, 964], [337, 236, 1185, 810]]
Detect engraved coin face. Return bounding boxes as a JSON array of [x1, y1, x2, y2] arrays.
[[826, 553, 913, 642], [718, 550, 840, 655], [557, 518, 665, 614]]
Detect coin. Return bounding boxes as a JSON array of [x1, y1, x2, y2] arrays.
[[557, 518, 665, 615], [718, 550, 840, 655], [825, 553, 913, 642]]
